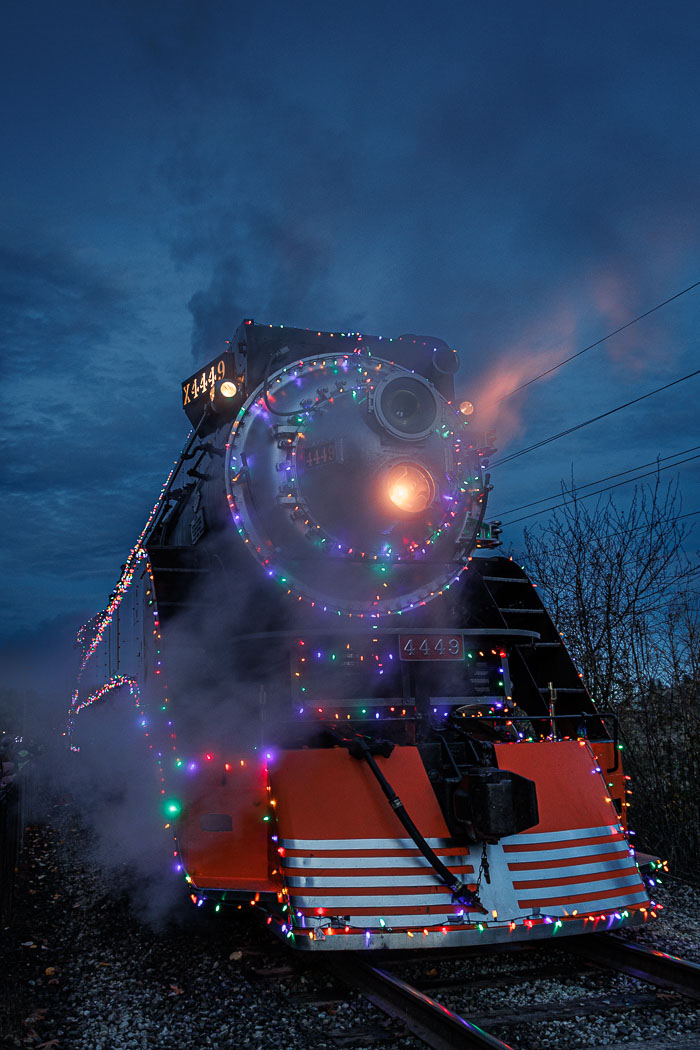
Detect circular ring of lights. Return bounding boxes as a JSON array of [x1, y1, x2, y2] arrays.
[[225, 351, 483, 616]]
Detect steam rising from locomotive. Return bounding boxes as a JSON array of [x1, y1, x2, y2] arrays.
[[71, 321, 655, 950]]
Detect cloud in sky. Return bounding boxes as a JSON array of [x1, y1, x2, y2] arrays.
[[0, 0, 698, 685], [0, 230, 186, 638], [133, 1, 699, 370]]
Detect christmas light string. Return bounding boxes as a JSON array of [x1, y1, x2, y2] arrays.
[[72, 578, 660, 939], [68, 321, 660, 942], [238, 350, 478, 561], [226, 348, 485, 617], [72, 427, 195, 685], [70, 555, 660, 940], [72, 675, 140, 715]]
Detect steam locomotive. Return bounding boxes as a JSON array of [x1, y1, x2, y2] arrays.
[[70, 320, 655, 949]]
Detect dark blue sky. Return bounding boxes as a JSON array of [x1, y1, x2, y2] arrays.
[[1, 0, 699, 695]]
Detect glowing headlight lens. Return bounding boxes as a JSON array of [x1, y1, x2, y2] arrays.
[[219, 380, 238, 398], [386, 462, 435, 513], [459, 400, 474, 416]]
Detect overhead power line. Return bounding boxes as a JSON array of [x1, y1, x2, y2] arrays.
[[488, 278, 700, 406], [516, 510, 700, 573], [501, 445, 700, 517], [499, 454, 700, 527], [492, 368, 700, 468]]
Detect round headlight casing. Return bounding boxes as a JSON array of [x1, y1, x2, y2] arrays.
[[386, 462, 436, 514], [373, 374, 438, 440]]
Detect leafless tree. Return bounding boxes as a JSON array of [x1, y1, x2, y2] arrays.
[[521, 476, 699, 876]]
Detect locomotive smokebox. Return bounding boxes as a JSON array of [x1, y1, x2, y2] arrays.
[[224, 338, 487, 615], [452, 768, 539, 841]]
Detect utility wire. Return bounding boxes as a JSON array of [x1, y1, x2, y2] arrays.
[[487, 279, 700, 406], [501, 445, 700, 516], [492, 368, 700, 468], [499, 454, 700, 526], [622, 508, 700, 533], [547, 580, 700, 621], [505, 510, 700, 561]]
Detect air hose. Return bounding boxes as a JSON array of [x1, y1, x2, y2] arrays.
[[262, 347, 300, 418], [339, 732, 486, 913]]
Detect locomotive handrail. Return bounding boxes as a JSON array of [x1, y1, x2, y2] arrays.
[[599, 711, 621, 771], [142, 406, 211, 544], [457, 710, 621, 751]]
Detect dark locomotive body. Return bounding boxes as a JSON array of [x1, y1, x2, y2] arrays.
[[71, 321, 652, 949]]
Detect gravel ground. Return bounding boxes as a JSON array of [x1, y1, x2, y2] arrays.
[[394, 946, 699, 1049], [0, 799, 421, 1050], [1, 797, 698, 1050]]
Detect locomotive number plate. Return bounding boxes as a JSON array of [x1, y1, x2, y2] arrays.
[[399, 635, 464, 660], [303, 441, 336, 468], [182, 355, 230, 407]]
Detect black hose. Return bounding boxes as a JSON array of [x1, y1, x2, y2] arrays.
[[263, 349, 300, 418], [346, 735, 486, 912]]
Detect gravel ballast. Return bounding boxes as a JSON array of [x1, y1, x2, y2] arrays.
[[1, 798, 698, 1049]]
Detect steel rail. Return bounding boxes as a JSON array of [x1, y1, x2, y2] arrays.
[[567, 933, 700, 1002], [326, 956, 515, 1050]]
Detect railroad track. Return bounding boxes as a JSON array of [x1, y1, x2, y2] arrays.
[[320, 935, 700, 1050], [567, 934, 700, 1001]]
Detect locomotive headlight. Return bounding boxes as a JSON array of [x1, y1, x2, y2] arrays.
[[459, 400, 474, 416], [210, 378, 241, 416], [374, 375, 438, 440], [386, 462, 435, 514]]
